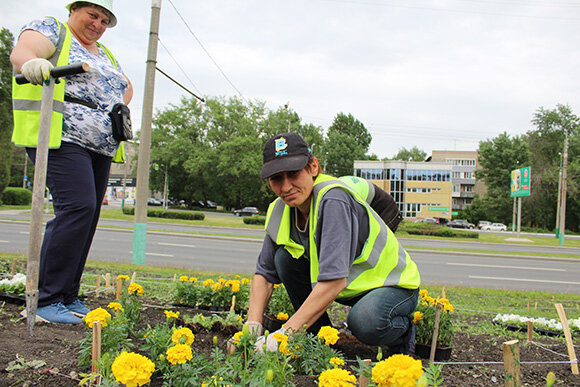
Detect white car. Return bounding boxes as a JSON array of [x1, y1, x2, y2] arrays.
[[483, 223, 507, 231]]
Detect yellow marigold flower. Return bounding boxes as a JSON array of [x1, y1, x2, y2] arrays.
[[273, 284, 280, 289], [111, 351, 155, 387], [330, 357, 345, 366], [172, 327, 195, 346], [202, 279, 215, 287], [143, 331, 151, 338], [189, 277, 198, 283], [425, 296, 436, 305], [179, 275, 189, 282], [276, 312, 289, 321], [419, 289, 428, 298], [318, 368, 357, 387], [164, 310, 180, 319], [318, 326, 340, 346], [372, 354, 424, 387], [128, 283, 144, 295], [211, 282, 223, 291], [231, 282, 240, 292], [218, 278, 227, 284], [166, 344, 193, 365], [241, 278, 250, 285], [107, 302, 123, 311], [117, 274, 130, 281], [437, 297, 449, 305], [443, 303, 454, 313], [272, 332, 288, 343], [413, 311, 423, 324], [84, 307, 111, 328], [233, 331, 244, 345], [278, 338, 290, 355]]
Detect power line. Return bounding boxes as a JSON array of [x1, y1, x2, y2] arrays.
[[158, 37, 204, 97], [167, 0, 245, 98], [156, 67, 205, 103]]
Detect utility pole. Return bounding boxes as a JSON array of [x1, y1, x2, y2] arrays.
[[558, 132, 569, 247], [133, 0, 161, 265], [555, 153, 562, 238]]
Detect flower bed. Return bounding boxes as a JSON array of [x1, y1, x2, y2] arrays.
[[493, 313, 580, 337]]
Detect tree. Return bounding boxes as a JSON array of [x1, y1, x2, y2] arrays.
[[390, 146, 427, 161], [0, 28, 15, 200], [475, 132, 531, 224], [323, 113, 372, 177]]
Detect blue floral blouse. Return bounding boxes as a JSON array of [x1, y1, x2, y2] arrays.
[[22, 18, 129, 157]]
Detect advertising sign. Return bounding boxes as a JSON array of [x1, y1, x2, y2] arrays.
[[511, 167, 531, 197]]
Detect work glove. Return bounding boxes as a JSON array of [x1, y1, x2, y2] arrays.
[[21, 58, 53, 85], [255, 327, 288, 354], [226, 320, 263, 354]]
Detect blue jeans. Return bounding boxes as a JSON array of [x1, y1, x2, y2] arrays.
[[274, 247, 419, 346], [27, 142, 112, 307]]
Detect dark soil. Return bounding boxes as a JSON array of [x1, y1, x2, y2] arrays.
[[0, 296, 578, 386]]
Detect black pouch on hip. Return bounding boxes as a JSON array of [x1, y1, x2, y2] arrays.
[[109, 103, 133, 141]]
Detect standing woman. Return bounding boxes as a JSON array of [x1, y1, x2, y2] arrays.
[[11, 0, 133, 323]]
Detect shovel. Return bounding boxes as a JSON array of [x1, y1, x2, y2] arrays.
[[15, 62, 89, 335]]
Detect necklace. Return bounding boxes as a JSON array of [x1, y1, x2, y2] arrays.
[[295, 207, 308, 232]]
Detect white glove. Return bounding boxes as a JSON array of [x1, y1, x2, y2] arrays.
[[21, 58, 53, 85], [244, 320, 263, 336], [255, 328, 287, 353]]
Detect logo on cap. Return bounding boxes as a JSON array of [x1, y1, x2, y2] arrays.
[[274, 137, 288, 157]]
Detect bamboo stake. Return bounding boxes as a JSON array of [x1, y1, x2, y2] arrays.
[[11, 259, 17, 275], [503, 339, 521, 387], [230, 295, 236, 313], [441, 287, 446, 299], [358, 359, 372, 387], [116, 277, 122, 300], [105, 273, 111, 292], [131, 272, 137, 284], [172, 274, 177, 282], [526, 321, 533, 342], [92, 320, 102, 374], [534, 302, 537, 310], [429, 303, 442, 363], [554, 303, 579, 375], [95, 276, 101, 297]]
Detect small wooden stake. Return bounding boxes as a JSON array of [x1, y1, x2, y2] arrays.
[[358, 359, 372, 387], [526, 321, 533, 342], [131, 272, 137, 284], [230, 295, 236, 313], [92, 320, 102, 374], [534, 302, 537, 310], [503, 339, 521, 387], [441, 287, 446, 299], [116, 278, 122, 300], [429, 303, 442, 363], [173, 274, 177, 282], [95, 275, 101, 297], [554, 303, 579, 375], [11, 258, 17, 275], [527, 301, 529, 310], [105, 273, 111, 292]]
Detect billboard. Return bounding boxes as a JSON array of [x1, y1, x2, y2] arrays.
[[511, 167, 531, 197]]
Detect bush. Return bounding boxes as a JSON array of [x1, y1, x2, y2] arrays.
[[243, 215, 265, 225], [1, 187, 32, 205], [122, 207, 204, 220], [402, 222, 479, 239]]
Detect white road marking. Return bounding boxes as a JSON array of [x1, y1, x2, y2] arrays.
[[129, 251, 173, 257], [158, 242, 196, 248], [469, 275, 580, 285], [447, 262, 565, 272], [0, 240, 8, 243]]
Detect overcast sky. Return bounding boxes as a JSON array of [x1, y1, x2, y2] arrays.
[[2, 0, 579, 158]]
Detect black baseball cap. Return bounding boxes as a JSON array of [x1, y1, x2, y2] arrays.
[[261, 132, 311, 179]]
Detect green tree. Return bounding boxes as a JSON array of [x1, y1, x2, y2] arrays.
[[475, 132, 531, 224], [0, 28, 15, 200], [323, 113, 372, 177], [390, 146, 427, 161]]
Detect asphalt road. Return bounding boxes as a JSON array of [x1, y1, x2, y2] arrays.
[[1, 215, 579, 294]]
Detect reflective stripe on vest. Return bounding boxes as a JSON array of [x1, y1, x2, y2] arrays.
[[265, 174, 420, 300]]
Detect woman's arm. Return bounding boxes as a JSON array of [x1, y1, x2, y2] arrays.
[[123, 74, 133, 104], [10, 30, 56, 72], [247, 274, 275, 323]]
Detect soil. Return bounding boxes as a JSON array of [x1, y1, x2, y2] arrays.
[[0, 296, 578, 386]]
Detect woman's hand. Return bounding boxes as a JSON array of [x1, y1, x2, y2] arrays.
[[21, 58, 53, 85]]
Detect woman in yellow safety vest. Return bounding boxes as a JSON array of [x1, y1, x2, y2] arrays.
[[245, 132, 421, 355], [10, 0, 132, 324]]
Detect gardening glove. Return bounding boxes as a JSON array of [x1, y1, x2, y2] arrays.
[[254, 327, 287, 354], [21, 58, 53, 85], [244, 320, 263, 336]]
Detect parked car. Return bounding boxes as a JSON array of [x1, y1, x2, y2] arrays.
[[234, 206, 260, 217], [414, 218, 439, 224], [447, 219, 475, 229], [482, 222, 507, 231], [147, 198, 162, 206], [477, 220, 491, 229], [205, 200, 218, 209]]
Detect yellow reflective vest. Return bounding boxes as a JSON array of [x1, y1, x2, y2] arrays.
[[265, 174, 420, 300], [11, 18, 125, 163]]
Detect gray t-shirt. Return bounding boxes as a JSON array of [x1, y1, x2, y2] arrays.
[[255, 187, 369, 284]]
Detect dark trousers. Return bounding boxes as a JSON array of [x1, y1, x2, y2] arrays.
[[27, 142, 112, 307]]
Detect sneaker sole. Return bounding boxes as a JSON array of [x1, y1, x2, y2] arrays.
[[20, 309, 51, 323]]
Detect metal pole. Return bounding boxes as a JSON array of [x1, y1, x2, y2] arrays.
[[25, 78, 55, 335], [512, 197, 516, 233], [555, 154, 563, 238], [22, 154, 27, 188], [133, 0, 161, 265], [517, 197, 521, 239], [558, 133, 569, 247], [163, 164, 168, 209]]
